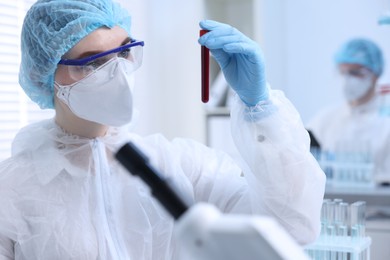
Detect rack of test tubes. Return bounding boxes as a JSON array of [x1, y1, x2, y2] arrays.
[[305, 199, 371, 260], [311, 148, 375, 188]]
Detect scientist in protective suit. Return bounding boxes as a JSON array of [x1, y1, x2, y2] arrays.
[[307, 38, 390, 184], [0, 0, 325, 259]]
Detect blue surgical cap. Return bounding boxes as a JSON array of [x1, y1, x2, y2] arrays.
[[19, 0, 132, 109], [334, 38, 384, 77], [378, 14, 390, 25]]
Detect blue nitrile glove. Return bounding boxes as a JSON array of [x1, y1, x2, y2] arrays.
[[198, 20, 268, 106]]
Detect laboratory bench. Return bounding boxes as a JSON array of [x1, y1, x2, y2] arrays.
[[325, 185, 390, 259], [325, 185, 390, 207]]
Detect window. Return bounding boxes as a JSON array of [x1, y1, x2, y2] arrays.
[[0, 0, 54, 161]]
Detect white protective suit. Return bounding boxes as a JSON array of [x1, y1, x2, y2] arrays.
[[307, 93, 390, 183], [0, 90, 325, 260]]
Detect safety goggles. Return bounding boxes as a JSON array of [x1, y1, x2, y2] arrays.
[[58, 40, 144, 81], [340, 67, 373, 79]]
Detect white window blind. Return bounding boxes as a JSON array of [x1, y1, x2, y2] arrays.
[[0, 0, 54, 161]]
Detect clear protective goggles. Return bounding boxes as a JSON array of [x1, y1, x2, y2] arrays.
[[58, 39, 144, 81], [339, 67, 373, 79]]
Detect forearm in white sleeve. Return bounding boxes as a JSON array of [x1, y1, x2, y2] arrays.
[[230, 88, 326, 245]]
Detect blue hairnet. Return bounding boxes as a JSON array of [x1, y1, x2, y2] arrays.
[[334, 38, 384, 77], [378, 14, 390, 25], [19, 0, 132, 109]]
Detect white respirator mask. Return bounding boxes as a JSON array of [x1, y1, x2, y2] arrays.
[[342, 75, 373, 102], [55, 58, 135, 127]]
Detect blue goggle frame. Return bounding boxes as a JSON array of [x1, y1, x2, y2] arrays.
[[58, 40, 145, 66]]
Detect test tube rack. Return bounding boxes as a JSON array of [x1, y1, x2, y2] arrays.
[[305, 235, 371, 260], [311, 148, 375, 188], [304, 199, 371, 260], [321, 160, 375, 188]]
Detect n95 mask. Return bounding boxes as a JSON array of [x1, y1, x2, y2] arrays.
[[55, 58, 135, 127], [342, 75, 373, 102]]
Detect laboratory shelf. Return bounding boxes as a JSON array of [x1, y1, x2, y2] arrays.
[[204, 107, 230, 117]]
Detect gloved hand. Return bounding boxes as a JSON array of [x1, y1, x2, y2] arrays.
[[198, 20, 268, 106]]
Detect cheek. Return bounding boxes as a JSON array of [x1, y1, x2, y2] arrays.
[[371, 77, 378, 86], [55, 66, 77, 85]]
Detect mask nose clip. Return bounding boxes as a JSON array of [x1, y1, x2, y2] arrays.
[[109, 59, 119, 79]]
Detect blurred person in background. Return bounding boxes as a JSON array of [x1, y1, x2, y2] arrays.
[[307, 38, 390, 184]]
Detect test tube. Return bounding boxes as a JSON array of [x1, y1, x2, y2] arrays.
[[351, 201, 366, 238], [326, 201, 336, 225], [339, 203, 349, 227], [333, 198, 342, 223], [348, 201, 367, 260], [326, 225, 336, 260], [333, 198, 343, 204], [337, 202, 349, 260], [200, 29, 210, 103], [334, 201, 348, 225], [325, 200, 335, 260], [320, 199, 331, 237]]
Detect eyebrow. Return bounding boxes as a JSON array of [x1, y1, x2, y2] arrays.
[[74, 37, 132, 59]]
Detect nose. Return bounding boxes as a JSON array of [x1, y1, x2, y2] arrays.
[[109, 58, 119, 79], [117, 58, 134, 75]]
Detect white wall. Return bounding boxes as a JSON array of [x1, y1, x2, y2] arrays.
[[119, 0, 206, 142]]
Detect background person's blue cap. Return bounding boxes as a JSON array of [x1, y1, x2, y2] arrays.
[[378, 12, 390, 25], [334, 38, 384, 77]]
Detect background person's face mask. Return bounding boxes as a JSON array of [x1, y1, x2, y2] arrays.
[[342, 75, 373, 102], [55, 58, 135, 127]]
